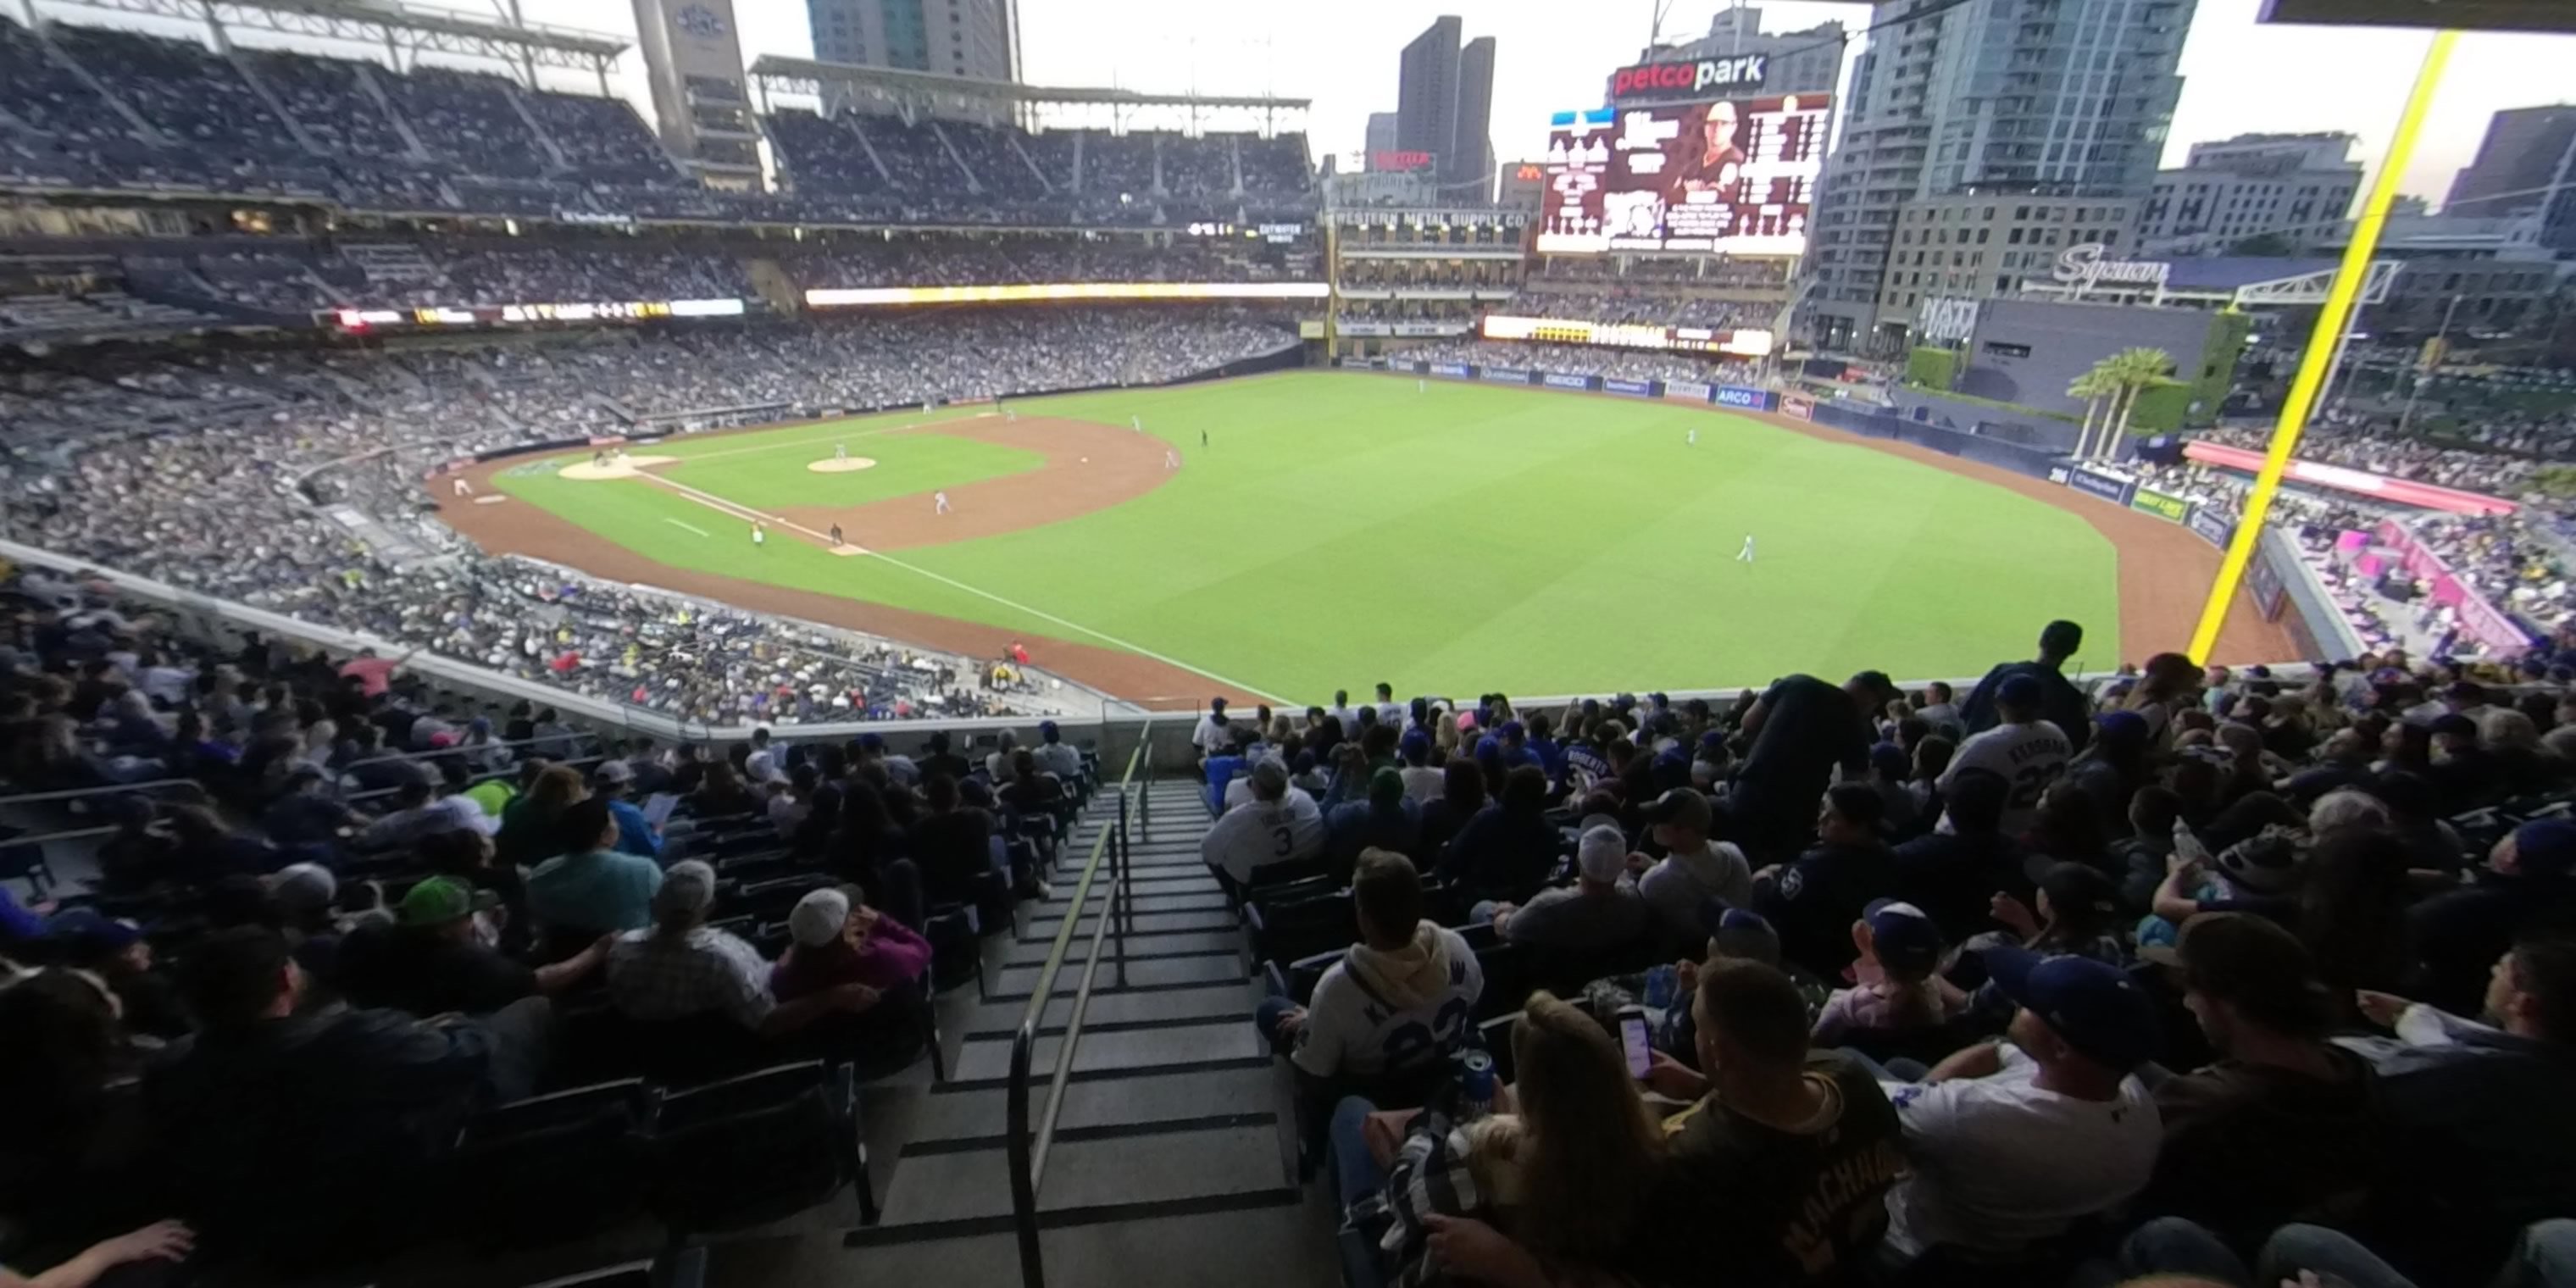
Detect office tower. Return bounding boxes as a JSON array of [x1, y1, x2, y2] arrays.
[[1394, 16, 1495, 198], [2139, 132, 2362, 253], [1803, 0, 2196, 353], [806, 0, 1017, 81]]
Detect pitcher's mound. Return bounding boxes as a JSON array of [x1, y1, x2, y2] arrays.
[[808, 457, 880, 473], [558, 454, 677, 480]]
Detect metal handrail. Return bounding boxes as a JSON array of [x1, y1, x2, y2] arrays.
[[1003, 718, 1151, 1288]]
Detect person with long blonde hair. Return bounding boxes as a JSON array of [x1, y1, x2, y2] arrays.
[[1467, 991, 1664, 1257]]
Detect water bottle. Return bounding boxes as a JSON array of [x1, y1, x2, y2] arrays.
[[1644, 964, 1677, 1011], [1458, 1049, 1496, 1121]]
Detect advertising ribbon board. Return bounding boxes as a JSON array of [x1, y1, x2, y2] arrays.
[[2066, 468, 2136, 508], [1604, 378, 1656, 397], [2129, 487, 2190, 523]]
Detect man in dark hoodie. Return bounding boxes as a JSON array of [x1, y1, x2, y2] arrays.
[[2142, 913, 2384, 1252], [2411, 819, 2576, 1016]]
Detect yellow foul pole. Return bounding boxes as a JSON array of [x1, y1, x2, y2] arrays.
[[2185, 30, 2458, 663]]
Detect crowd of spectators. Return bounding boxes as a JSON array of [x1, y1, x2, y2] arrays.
[[2201, 401, 2576, 503], [1204, 631, 2576, 1288], [1516, 287, 1771, 331], [0, 564, 1115, 1275], [1401, 339, 1763, 387], [0, 309, 1295, 721], [781, 236, 1292, 290]]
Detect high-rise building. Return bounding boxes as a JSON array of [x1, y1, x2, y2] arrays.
[[1452, 36, 1496, 197], [1803, 0, 2195, 353], [2446, 105, 2576, 253], [1394, 16, 1496, 200], [632, 0, 760, 182], [1637, 6, 1843, 97], [1396, 17, 1459, 170], [2139, 132, 2362, 253], [806, 0, 1017, 81], [1364, 112, 1398, 160]]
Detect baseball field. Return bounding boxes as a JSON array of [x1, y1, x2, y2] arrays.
[[440, 370, 2272, 706]]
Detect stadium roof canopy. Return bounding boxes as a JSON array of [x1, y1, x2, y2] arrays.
[[33, 0, 629, 72], [748, 55, 1310, 128], [2022, 256, 2400, 309], [2260, 0, 2576, 31]]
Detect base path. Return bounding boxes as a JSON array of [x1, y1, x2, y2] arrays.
[[1744, 408, 2293, 666], [431, 414, 1253, 710], [774, 416, 1169, 551]]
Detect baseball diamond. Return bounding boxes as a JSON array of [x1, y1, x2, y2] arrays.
[[436, 371, 2290, 705]]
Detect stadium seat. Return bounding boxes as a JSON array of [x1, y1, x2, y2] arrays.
[[447, 1078, 656, 1247], [649, 1060, 874, 1232]]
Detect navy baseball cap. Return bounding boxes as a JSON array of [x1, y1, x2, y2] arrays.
[[1997, 673, 2046, 710], [2510, 819, 2576, 880], [1700, 902, 1781, 965], [1038, 719, 1058, 739], [1862, 899, 1942, 975], [1979, 946, 2159, 1071], [1400, 727, 1431, 756], [47, 908, 143, 955], [857, 732, 886, 752]]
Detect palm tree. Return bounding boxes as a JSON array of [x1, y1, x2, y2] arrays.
[[2067, 367, 2115, 460], [2096, 347, 2176, 461]]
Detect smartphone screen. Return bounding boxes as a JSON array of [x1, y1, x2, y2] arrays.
[[1618, 1012, 1652, 1080]]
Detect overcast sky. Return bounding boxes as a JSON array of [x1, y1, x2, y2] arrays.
[[504, 0, 2575, 208]]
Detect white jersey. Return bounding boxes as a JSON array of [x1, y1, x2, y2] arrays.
[[1200, 790, 1324, 886], [1191, 713, 1235, 757], [1938, 720, 2072, 835], [1882, 1046, 2161, 1257], [1293, 925, 1485, 1079]]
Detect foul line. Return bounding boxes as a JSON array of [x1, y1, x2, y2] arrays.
[[629, 470, 1286, 703], [663, 518, 710, 536]]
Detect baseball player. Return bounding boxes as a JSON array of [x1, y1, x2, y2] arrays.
[[1133, 415, 1144, 433], [835, 442, 848, 462], [935, 491, 952, 515], [829, 523, 845, 547], [1417, 378, 1426, 393], [1200, 427, 1208, 449], [452, 476, 473, 497], [752, 522, 767, 549], [1164, 448, 1180, 470], [1735, 533, 1756, 564], [1688, 428, 1698, 447]]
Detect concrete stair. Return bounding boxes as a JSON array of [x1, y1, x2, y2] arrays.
[[730, 777, 1332, 1288]]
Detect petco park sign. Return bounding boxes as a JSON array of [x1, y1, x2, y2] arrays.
[[1608, 54, 1768, 102], [2052, 243, 2172, 297]]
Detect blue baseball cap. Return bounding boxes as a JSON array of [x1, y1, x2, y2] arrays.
[[1497, 719, 1524, 740], [857, 732, 885, 752], [1997, 673, 2046, 710], [1862, 898, 1942, 975], [1037, 719, 1059, 741], [1400, 727, 1431, 756], [46, 908, 142, 955], [1474, 735, 1502, 761], [2096, 709, 2149, 748], [1868, 741, 1910, 779], [1979, 947, 2159, 1071], [2508, 819, 2576, 880]]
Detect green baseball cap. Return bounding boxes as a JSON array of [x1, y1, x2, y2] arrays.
[[397, 875, 498, 927]]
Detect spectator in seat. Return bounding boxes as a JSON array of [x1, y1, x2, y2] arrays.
[[1940, 674, 2074, 839], [263, 763, 362, 848], [1958, 619, 2094, 751], [1877, 947, 2162, 1268], [527, 796, 663, 937], [689, 759, 761, 819], [770, 886, 929, 1003], [1324, 766, 1421, 874], [1892, 769, 2028, 942], [591, 758, 665, 859], [2350, 935, 2576, 1282], [339, 876, 608, 1018], [1812, 899, 1958, 1046], [44, 908, 189, 1041], [1032, 719, 1082, 782], [1394, 728, 1441, 803], [1485, 824, 1650, 952], [353, 774, 491, 852], [496, 762, 585, 869], [1417, 758, 1486, 857], [2140, 913, 2384, 1252], [147, 925, 550, 1246], [1258, 849, 1483, 1083], [919, 730, 974, 782], [1356, 992, 1663, 1283], [1984, 862, 2130, 967], [2410, 819, 2576, 1017], [1441, 764, 1558, 902], [1191, 697, 1236, 761], [1613, 958, 1904, 1286], [1635, 786, 1753, 938], [1752, 784, 1895, 980], [1730, 671, 1892, 861], [1202, 758, 1324, 897], [605, 859, 875, 1036], [908, 773, 999, 903], [1915, 680, 1964, 740]]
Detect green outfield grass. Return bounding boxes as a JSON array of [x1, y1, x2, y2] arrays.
[[491, 373, 2121, 701]]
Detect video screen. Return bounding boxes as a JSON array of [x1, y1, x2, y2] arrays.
[[1536, 95, 1830, 257]]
